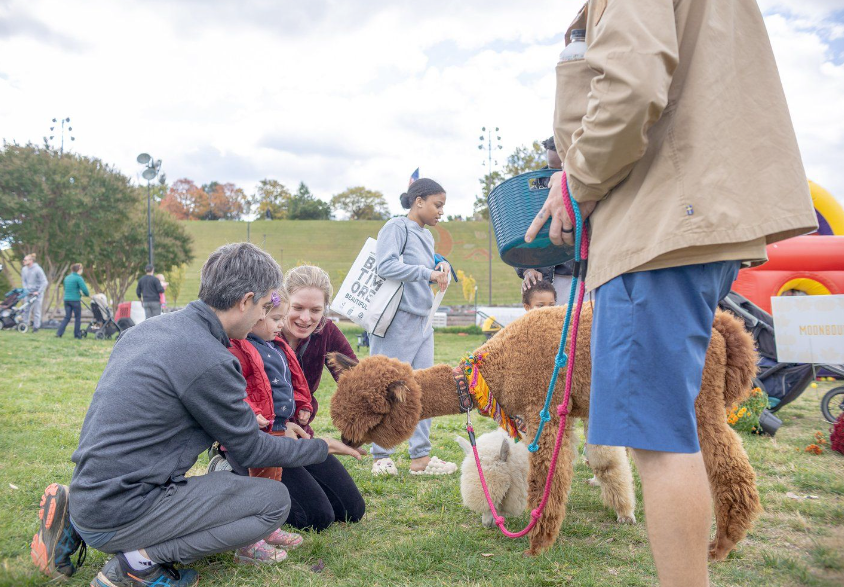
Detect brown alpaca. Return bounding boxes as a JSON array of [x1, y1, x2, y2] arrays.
[[329, 304, 762, 559]]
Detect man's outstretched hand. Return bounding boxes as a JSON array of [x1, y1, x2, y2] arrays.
[[322, 437, 363, 460], [525, 171, 596, 246]]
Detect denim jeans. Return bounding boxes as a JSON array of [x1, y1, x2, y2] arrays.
[[56, 301, 82, 338]]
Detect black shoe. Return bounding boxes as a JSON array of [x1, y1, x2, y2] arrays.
[[30, 483, 87, 579], [32, 327, 40, 333], [91, 555, 198, 587]]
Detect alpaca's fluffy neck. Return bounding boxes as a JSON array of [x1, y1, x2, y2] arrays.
[[413, 364, 475, 420]]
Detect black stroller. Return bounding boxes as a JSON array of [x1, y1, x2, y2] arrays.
[[82, 294, 122, 340], [719, 291, 844, 425], [1, 288, 39, 332]]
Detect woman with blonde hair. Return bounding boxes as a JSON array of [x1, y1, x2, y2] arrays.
[[275, 264, 365, 530]]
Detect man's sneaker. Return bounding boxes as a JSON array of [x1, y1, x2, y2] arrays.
[[206, 454, 232, 474], [234, 540, 288, 565], [91, 554, 198, 587], [31, 483, 86, 579], [206, 442, 221, 462]]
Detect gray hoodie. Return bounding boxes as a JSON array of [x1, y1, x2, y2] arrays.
[[21, 262, 48, 294], [69, 300, 328, 530], [375, 217, 435, 318]]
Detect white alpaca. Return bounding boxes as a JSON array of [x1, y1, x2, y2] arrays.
[[455, 430, 529, 528]]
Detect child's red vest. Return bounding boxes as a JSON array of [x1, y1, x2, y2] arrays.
[[228, 336, 314, 433]]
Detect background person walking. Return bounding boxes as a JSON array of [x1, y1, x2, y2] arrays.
[[56, 263, 89, 339], [20, 253, 48, 332], [136, 264, 165, 318]]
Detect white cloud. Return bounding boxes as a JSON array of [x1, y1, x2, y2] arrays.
[[0, 0, 842, 218]]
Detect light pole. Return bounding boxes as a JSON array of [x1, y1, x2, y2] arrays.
[[47, 117, 75, 156], [137, 153, 162, 267], [478, 126, 503, 306]]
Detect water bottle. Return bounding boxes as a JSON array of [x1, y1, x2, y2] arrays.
[[559, 29, 587, 62]]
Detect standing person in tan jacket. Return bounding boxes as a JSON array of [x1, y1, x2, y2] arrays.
[[526, 1, 817, 585]]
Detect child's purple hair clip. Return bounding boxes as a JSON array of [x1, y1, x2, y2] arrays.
[[271, 291, 282, 307]]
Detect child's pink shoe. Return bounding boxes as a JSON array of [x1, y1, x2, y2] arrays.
[[264, 528, 303, 549], [234, 540, 288, 564]]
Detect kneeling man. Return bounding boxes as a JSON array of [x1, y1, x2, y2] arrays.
[[31, 243, 359, 586]]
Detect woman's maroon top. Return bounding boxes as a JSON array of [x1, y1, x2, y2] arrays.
[[293, 320, 358, 418]]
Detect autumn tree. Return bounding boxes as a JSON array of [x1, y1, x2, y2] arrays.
[[202, 181, 247, 220], [250, 179, 292, 220], [331, 186, 390, 220], [160, 178, 209, 220], [288, 182, 331, 220]]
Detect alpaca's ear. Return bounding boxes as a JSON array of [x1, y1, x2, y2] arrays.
[[327, 352, 359, 376], [499, 438, 510, 462], [386, 380, 408, 403], [455, 436, 471, 455]]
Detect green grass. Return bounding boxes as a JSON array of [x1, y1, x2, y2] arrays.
[[177, 220, 522, 307], [1, 327, 844, 586]]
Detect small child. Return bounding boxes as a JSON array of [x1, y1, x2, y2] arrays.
[[226, 291, 314, 564], [522, 278, 557, 311]]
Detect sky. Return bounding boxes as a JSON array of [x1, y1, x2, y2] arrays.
[[1, 0, 842, 218]]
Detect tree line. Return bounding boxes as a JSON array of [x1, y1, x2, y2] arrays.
[[157, 177, 393, 222]]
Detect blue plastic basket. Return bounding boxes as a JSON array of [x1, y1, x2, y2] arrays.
[[487, 169, 574, 269]]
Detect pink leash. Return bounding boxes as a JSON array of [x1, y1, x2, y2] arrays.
[[469, 174, 589, 538]]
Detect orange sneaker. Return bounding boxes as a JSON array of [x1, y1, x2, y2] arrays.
[[30, 483, 87, 579]]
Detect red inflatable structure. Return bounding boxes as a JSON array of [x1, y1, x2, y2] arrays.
[[732, 235, 844, 314]]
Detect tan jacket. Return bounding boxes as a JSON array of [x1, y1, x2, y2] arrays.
[[553, 0, 818, 291]]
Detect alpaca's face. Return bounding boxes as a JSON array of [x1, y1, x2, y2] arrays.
[[329, 354, 423, 449]]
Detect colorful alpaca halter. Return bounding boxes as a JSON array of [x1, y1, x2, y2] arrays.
[[459, 352, 526, 441], [466, 171, 589, 539]]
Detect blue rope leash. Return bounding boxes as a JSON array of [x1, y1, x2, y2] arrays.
[[528, 177, 583, 453]]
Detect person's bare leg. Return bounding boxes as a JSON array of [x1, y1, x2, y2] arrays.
[[409, 455, 430, 471], [632, 448, 711, 587]]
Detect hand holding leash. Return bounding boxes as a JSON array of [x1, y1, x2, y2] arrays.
[[524, 171, 596, 246]]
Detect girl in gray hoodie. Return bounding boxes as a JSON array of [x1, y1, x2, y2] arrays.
[[369, 178, 458, 476]]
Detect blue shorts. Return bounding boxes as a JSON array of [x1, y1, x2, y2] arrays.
[[587, 261, 740, 453]]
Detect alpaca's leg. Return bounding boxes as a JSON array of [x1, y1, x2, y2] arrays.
[[588, 445, 636, 523], [581, 419, 601, 487], [482, 511, 494, 528], [697, 411, 762, 561], [525, 419, 575, 556]]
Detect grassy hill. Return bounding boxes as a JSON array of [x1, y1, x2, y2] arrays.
[[176, 219, 525, 307]]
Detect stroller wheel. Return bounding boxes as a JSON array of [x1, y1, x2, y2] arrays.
[[95, 331, 106, 340], [821, 386, 844, 424], [16, 323, 28, 333]]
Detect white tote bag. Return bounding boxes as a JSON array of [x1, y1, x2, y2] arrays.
[[332, 237, 405, 337]]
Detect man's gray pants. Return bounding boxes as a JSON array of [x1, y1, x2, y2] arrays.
[[23, 296, 43, 329], [71, 472, 289, 564], [142, 301, 162, 319]]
